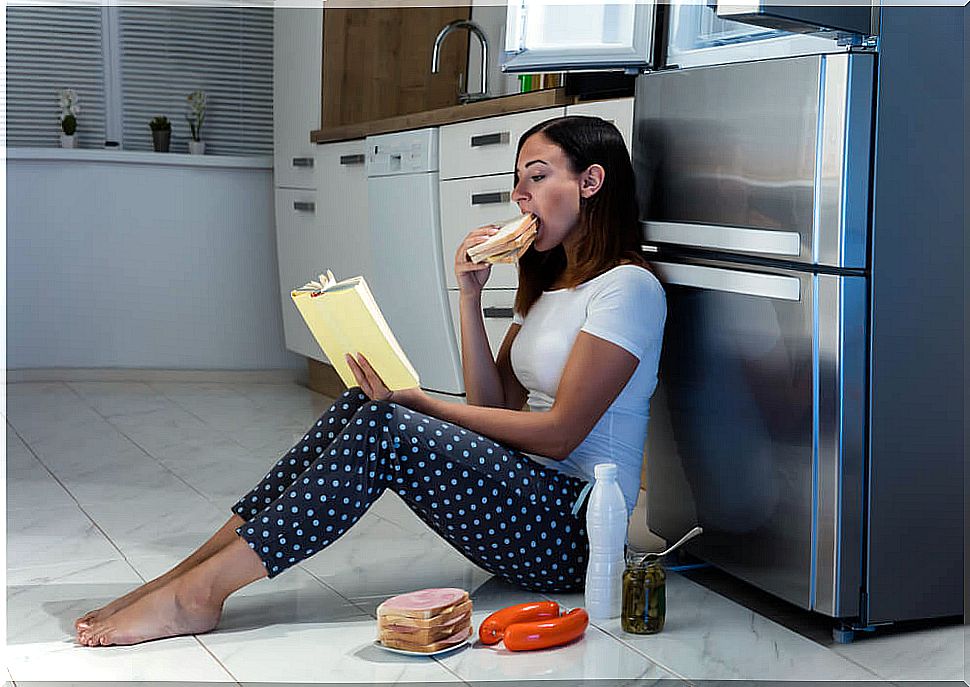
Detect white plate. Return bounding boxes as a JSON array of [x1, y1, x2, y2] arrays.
[[373, 637, 471, 657]]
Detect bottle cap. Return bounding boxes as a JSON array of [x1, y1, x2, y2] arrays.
[[594, 463, 618, 480]]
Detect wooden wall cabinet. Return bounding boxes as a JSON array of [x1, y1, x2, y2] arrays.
[[322, 7, 471, 128]]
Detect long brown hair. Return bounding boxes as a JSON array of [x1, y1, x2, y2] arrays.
[[513, 115, 648, 317]]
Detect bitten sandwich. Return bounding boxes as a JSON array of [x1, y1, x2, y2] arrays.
[[467, 213, 538, 264], [377, 587, 472, 653]]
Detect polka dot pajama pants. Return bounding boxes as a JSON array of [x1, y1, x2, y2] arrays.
[[231, 388, 591, 592]]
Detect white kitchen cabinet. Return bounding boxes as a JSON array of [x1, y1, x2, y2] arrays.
[[275, 187, 328, 362], [439, 174, 520, 289], [275, 139, 370, 363], [273, 7, 323, 190], [565, 97, 635, 154], [314, 139, 372, 281], [447, 289, 518, 362], [439, 107, 565, 180]]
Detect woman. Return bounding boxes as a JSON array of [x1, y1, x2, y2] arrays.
[[74, 115, 666, 647]]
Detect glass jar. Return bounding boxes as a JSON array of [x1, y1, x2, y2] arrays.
[[621, 551, 666, 634]]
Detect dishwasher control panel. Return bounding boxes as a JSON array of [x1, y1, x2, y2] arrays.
[[365, 128, 439, 176]]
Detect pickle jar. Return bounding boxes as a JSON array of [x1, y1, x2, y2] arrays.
[[621, 551, 666, 634]]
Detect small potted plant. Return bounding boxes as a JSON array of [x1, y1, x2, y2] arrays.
[[149, 115, 172, 152], [58, 88, 80, 148], [185, 89, 207, 155]]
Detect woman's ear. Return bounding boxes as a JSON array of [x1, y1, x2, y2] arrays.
[[579, 164, 606, 199]]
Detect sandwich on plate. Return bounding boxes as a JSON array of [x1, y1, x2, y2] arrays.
[[377, 587, 473, 653], [466, 213, 538, 264]]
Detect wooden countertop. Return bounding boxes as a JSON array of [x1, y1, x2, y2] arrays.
[[310, 88, 579, 144]]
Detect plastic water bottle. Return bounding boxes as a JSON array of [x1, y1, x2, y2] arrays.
[[584, 462, 628, 620]]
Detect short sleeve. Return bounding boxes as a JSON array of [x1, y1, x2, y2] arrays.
[[580, 268, 666, 361]]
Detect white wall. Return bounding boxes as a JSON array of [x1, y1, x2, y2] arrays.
[[7, 149, 304, 372]]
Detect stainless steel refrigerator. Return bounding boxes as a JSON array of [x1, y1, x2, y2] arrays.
[[635, 15, 963, 634], [501, 2, 964, 635]]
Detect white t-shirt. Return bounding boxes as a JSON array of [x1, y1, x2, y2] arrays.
[[510, 264, 666, 515]]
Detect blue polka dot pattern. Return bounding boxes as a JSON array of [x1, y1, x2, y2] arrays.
[[231, 387, 590, 592]]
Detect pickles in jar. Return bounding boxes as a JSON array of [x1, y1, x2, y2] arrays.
[[621, 560, 666, 634]]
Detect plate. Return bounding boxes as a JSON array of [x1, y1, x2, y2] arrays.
[[373, 637, 471, 657]]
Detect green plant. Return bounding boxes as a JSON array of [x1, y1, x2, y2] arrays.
[[185, 90, 207, 142], [58, 88, 80, 135], [149, 116, 171, 132], [61, 113, 77, 136]]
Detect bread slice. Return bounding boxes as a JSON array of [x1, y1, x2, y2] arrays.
[[379, 611, 472, 645], [379, 624, 472, 653], [376, 588, 469, 620], [467, 214, 538, 264], [377, 599, 472, 629]]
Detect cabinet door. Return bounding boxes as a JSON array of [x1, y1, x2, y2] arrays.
[[565, 98, 634, 155], [315, 140, 372, 281], [447, 288, 518, 362], [440, 108, 565, 180], [275, 188, 329, 362], [440, 174, 520, 290], [274, 7, 323, 190]]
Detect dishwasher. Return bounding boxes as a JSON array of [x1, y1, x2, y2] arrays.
[[365, 128, 464, 396]]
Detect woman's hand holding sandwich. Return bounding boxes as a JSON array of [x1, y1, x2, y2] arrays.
[[455, 224, 499, 296]]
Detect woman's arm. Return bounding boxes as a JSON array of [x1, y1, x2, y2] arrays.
[[390, 331, 639, 459], [459, 291, 505, 408]]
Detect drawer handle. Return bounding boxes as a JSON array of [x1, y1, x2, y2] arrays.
[[293, 200, 316, 212], [339, 154, 365, 165], [470, 131, 510, 147], [292, 157, 314, 168], [471, 191, 511, 206], [483, 306, 514, 318]]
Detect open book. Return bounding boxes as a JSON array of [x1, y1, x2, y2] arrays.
[[291, 271, 420, 391]]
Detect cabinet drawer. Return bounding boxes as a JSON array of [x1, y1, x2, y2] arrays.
[[440, 175, 520, 290], [440, 107, 565, 180], [275, 188, 329, 362], [314, 139, 372, 280], [447, 288, 517, 362], [565, 98, 634, 155]]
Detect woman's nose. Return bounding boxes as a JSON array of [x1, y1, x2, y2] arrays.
[[511, 183, 528, 202]]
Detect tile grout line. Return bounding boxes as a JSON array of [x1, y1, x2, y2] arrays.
[[189, 634, 244, 686], [538, 589, 695, 685], [6, 419, 146, 577], [63, 381, 241, 512]]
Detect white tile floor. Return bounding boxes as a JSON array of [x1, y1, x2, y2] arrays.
[[5, 379, 966, 684]]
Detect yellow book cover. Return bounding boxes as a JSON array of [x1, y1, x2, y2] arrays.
[[291, 271, 420, 391]]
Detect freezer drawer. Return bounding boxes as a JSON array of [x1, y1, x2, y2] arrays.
[[646, 258, 866, 617], [635, 53, 874, 270]]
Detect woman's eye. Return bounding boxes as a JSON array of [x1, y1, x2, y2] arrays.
[[530, 175, 544, 182]]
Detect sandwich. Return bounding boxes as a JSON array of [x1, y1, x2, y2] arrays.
[[467, 213, 538, 264], [377, 587, 473, 653]]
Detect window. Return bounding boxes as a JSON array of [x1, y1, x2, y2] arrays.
[[5, 5, 273, 156]]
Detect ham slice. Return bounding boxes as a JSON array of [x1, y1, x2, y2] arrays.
[[377, 587, 469, 620]]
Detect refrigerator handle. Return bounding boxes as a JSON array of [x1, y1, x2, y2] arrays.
[[642, 221, 802, 257], [651, 261, 801, 301]]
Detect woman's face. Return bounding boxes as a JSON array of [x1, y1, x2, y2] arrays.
[[512, 132, 595, 252]]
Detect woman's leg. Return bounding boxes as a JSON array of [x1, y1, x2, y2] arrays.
[[78, 536, 267, 646], [79, 398, 590, 645], [75, 388, 369, 631]]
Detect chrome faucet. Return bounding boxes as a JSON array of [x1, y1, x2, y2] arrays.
[[431, 19, 489, 104]]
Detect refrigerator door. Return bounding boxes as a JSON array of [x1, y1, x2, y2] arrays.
[[666, 0, 850, 69], [635, 53, 873, 270], [501, 0, 655, 72], [646, 257, 866, 617]]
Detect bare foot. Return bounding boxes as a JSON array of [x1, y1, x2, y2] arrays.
[[76, 576, 221, 647], [75, 581, 163, 630]]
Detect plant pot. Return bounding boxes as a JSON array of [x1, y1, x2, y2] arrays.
[[59, 134, 77, 149], [152, 129, 171, 153], [188, 140, 206, 155]]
